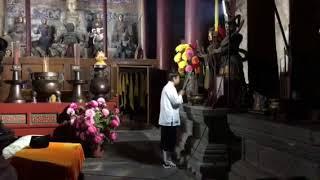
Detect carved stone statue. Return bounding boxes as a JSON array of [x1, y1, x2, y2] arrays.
[[9, 16, 26, 44], [199, 15, 248, 108], [111, 14, 136, 58], [213, 15, 247, 108], [92, 27, 104, 53], [198, 28, 223, 106], [32, 18, 55, 56], [55, 23, 81, 57], [85, 13, 103, 57], [65, 0, 80, 29], [0, 38, 7, 74]]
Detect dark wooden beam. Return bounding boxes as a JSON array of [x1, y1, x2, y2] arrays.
[[103, 0, 108, 57], [25, 0, 31, 56]]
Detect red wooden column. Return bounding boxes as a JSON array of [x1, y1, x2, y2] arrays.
[[156, 0, 172, 70], [141, 0, 147, 58], [185, 0, 201, 46]]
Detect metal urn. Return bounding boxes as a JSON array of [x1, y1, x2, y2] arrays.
[[31, 72, 63, 103], [89, 64, 110, 100]]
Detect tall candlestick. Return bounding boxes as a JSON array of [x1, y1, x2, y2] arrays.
[[74, 43, 80, 66], [12, 42, 20, 65], [214, 0, 219, 32]]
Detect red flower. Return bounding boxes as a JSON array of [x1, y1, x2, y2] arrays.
[[191, 56, 200, 65]]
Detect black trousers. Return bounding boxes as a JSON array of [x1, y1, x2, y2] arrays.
[[160, 126, 177, 152]]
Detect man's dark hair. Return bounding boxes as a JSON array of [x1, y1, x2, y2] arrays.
[[168, 70, 179, 81]]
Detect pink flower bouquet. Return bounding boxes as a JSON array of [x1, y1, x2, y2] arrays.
[[66, 98, 121, 148]]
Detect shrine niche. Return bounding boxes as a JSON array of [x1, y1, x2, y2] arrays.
[[4, 0, 27, 56], [30, 0, 104, 58], [1, 0, 146, 59], [107, 0, 143, 59]]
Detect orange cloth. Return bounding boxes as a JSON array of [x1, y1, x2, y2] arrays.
[[10, 142, 85, 180]]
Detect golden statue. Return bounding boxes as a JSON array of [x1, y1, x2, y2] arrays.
[[95, 51, 106, 65], [65, 0, 81, 30], [49, 94, 57, 103]]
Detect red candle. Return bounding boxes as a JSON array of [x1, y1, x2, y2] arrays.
[[12, 42, 20, 65], [74, 44, 80, 65]]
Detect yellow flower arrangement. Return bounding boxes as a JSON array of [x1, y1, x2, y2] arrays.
[[174, 53, 182, 63], [175, 44, 190, 52], [178, 60, 187, 69], [173, 43, 201, 75]]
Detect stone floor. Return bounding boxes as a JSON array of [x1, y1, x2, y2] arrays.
[[82, 129, 195, 180]]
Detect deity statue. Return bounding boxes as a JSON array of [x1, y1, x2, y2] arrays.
[[111, 14, 136, 58], [0, 37, 8, 74], [65, 0, 80, 28], [92, 27, 104, 53], [84, 13, 95, 57], [32, 18, 55, 56], [62, 0, 85, 34], [199, 15, 247, 108], [91, 14, 104, 56], [198, 28, 223, 106], [1, 33, 13, 57], [55, 23, 81, 57], [213, 15, 247, 108], [8, 16, 26, 44]]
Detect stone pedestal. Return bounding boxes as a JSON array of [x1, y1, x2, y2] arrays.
[[177, 105, 241, 180], [228, 113, 320, 180]]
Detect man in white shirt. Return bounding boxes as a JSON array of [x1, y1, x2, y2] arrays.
[[159, 71, 184, 168]]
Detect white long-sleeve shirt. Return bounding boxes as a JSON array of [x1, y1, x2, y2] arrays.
[[159, 81, 183, 126]]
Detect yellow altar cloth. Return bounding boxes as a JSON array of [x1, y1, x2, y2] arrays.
[[10, 142, 85, 180]]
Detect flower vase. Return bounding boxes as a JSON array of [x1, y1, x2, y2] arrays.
[[186, 74, 204, 105], [92, 144, 104, 158], [186, 73, 198, 101]]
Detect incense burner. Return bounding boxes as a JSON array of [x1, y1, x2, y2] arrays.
[[31, 72, 63, 102]]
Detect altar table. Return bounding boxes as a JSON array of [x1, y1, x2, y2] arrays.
[[0, 97, 118, 136], [10, 142, 85, 180]]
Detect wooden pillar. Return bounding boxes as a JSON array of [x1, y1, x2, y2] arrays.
[[140, 0, 147, 58], [25, 0, 31, 56], [290, 0, 320, 103], [157, 0, 172, 70], [247, 0, 279, 98], [103, 0, 108, 57], [185, 0, 201, 45], [0, 1, 5, 36]]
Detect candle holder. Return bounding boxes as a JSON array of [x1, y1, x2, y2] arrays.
[[5, 65, 26, 103], [67, 65, 87, 103]]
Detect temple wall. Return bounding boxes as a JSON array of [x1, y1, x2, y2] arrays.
[[274, 0, 289, 73], [235, 0, 290, 83], [235, 0, 248, 83]]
